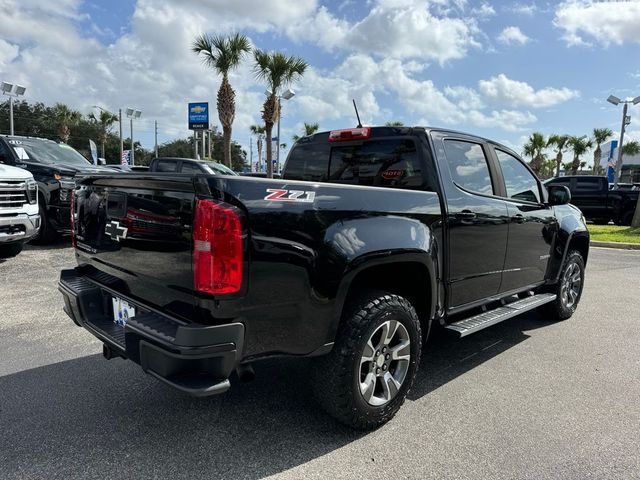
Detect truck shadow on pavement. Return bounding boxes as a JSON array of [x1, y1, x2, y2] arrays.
[[0, 311, 553, 479]]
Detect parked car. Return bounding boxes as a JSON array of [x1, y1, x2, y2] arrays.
[[546, 175, 639, 225], [0, 163, 39, 258], [148, 157, 237, 175], [59, 126, 588, 429], [0, 135, 115, 243]]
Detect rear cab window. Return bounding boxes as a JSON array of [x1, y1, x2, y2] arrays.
[[284, 131, 426, 190], [156, 160, 178, 173]]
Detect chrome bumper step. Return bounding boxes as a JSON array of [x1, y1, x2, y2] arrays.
[[445, 293, 557, 338]]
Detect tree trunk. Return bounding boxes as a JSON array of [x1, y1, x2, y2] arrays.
[[217, 74, 236, 168], [261, 94, 279, 178], [223, 126, 232, 168], [571, 154, 579, 175], [592, 147, 601, 174], [555, 152, 563, 177], [265, 123, 273, 178], [257, 136, 263, 171]]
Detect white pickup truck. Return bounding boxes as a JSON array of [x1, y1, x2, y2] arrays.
[[0, 164, 39, 258]]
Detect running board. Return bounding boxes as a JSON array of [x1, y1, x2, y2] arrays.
[[445, 293, 556, 338]]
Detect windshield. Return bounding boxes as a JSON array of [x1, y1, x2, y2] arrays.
[[202, 162, 237, 175], [8, 139, 90, 166]]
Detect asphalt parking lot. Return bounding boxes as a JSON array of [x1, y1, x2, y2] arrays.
[[1, 244, 639, 480]]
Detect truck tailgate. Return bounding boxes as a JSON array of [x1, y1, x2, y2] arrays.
[[74, 175, 197, 320]]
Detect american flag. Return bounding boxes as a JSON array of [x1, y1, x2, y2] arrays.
[[121, 150, 131, 165]]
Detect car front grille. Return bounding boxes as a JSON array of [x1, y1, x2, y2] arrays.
[[0, 181, 28, 209]]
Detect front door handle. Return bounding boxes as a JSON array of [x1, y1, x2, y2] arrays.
[[455, 210, 477, 223], [511, 214, 525, 223]]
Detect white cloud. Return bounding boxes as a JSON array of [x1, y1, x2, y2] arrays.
[[471, 3, 496, 18], [497, 26, 530, 45], [478, 74, 579, 108], [508, 3, 538, 16], [554, 0, 640, 47], [0, 39, 19, 70], [346, 1, 480, 63]]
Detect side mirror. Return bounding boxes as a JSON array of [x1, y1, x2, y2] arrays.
[[547, 185, 571, 205]]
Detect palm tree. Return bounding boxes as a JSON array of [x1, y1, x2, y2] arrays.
[[53, 103, 81, 143], [250, 124, 266, 170], [385, 121, 404, 127], [592, 127, 613, 174], [192, 33, 251, 167], [89, 110, 119, 158], [567, 136, 593, 175], [547, 134, 570, 177], [292, 122, 319, 142], [253, 50, 308, 178], [523, 132, 546, 175]]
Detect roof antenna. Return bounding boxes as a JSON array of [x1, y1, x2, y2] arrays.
[[352, 99, 362, 128]]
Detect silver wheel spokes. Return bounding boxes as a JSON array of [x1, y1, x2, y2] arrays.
[[561, 262, 582, 308], [359, 320, 411, 407]]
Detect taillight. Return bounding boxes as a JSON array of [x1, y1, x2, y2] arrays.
[[328, 127, 371, 142], [193, 198, 243, 295], [70, 190, 76, 248]]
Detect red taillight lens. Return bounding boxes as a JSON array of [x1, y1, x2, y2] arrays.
[[328, 127, 371, 142], [70, 190, 76, 248], [193, 199, 243, 295]]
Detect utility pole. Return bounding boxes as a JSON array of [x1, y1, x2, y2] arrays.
[[193, 130, 197, 159], [119, 109, 123, 164], [208, 129, 212, 159], [614, 102, 628, 188], [130, 117, 135, 166], [201, 130, 205, 160], [249, 136, 253, 171], [154, 120, 158, 157]]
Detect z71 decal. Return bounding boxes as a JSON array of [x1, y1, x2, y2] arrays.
[[264, 189, 316, 203]]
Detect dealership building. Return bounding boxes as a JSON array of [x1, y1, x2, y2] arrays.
[[601, 140, 640, 183]]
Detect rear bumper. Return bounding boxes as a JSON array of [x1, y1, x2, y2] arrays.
[[0, 213, 40, 243], [58, 268, 244, 396]]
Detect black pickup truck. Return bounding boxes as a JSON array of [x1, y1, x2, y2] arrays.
[[545, 175, 639, 225], [59, 126, 589, 429], [0, 135, 113, 243]]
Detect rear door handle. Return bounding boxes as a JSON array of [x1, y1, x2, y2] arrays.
[[511, 214, 525, 223]]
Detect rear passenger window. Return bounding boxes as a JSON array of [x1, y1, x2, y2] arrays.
[[495, 150, 541, 203], [156, 160, 177, 173], [574, 178, 602, 192], [443, 140, 494, 195], [180, 162, 202, 174], [328, 139, 423, 189], [283, 144, 329, 182]]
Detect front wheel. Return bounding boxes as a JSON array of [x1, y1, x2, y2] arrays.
[[30, 201, 57, 245], [542, 250, 585, 321], [311, 291, 422, 430]]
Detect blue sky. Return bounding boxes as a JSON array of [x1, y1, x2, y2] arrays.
[[1, 0, 639, 164]]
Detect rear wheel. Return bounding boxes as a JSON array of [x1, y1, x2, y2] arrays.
[[311, 291, 422, 430], [542, 250, 585, 321], [0, 242, 23, 259]]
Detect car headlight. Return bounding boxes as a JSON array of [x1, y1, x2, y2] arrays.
[[26, 179, 38, 205]]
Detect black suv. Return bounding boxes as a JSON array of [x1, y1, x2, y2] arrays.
[[0, 135, 113, 243]]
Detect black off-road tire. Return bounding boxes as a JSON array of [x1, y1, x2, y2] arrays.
[[542, 250, 585, 321], [311, 291, 422, 430], [0, 242, 24, 259], [30, 201, 57, 245]]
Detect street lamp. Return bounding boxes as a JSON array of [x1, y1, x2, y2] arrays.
[[2, 81, 27, 136], [93, 105, 123, 161], [125, 108, 142, 166], [608, 94, 640, 188]]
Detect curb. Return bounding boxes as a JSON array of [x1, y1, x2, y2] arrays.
[[590, 241, 640, 250]]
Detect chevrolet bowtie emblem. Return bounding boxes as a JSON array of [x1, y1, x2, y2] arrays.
[[105, 220, 128, 242]]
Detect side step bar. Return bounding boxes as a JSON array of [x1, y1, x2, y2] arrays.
[[445, 293, 556, 338]]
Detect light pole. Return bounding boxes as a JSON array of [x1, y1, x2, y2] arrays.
[[1, 82, 26, 136], [125, 108, 142, 166], [608, 94, 640, 188], [276, 89, 295, 174]]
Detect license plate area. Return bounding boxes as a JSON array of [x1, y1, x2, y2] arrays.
[[112, 296, 135, 327]]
